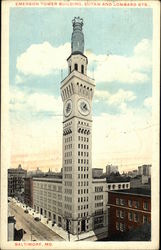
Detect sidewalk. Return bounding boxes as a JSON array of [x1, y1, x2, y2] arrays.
[[12, 199, 107, 241]]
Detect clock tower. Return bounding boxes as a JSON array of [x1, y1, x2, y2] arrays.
[[61, 17, 95, 235]]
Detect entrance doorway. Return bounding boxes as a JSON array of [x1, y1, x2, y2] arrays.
[[81, 220, 85, 232]]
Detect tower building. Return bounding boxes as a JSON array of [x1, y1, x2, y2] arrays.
[[31, 17, 130, 241], [61, 16, 95, 235]]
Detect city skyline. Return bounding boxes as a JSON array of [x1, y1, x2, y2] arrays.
[[10, 8, 152, 172]]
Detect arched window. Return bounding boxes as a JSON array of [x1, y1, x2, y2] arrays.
[[74, 63, 78, 71], [81, 65, 84, 74]]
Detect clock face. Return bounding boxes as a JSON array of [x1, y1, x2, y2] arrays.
[[78, 99, 90, 116], [64, 99, 72, 117]]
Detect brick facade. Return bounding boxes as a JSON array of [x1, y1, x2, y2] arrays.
[[108, 189, 151, 238]]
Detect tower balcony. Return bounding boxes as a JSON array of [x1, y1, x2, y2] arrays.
[[61, 70, 95, 89]]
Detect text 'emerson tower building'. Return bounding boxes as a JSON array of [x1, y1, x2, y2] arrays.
[[61, 17, 95, 235]]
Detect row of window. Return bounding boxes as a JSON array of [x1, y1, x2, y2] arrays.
[[64, 174, 72, 179], [64, 166, 72, 172], [78, 121, 89, 126], [64, 144, 72, 150], [116, 222, 125, 232], [78, 212, 89, 218], [95, 202, 103, 208], [95, 195, 103, 201], [64, 137, 72, 143], [78, 181, 89, 186], [116, 198, 149, 210], [64, 196, 72, 202], [108, 183, 129, 190], [64, 159, 72, 165], [95, 209, 103, 215], [64, 181, 72, 186], [64, 152, 72, 157], [78, 151, 89, 157], [78, 174, 89, 179], [116, 215, 149, 232], [94, 216, 104, 224], [64, 188, 72, 194], [78, 159, 89, 164], [33, 190, 58, 199], [95, 186, 103, 192], [64, 204, 72, 210], [78, 189, 89, 194], [78, 166, 89, 172], [34, 183, 62, 192], [78, 136, 89, 142], [78, 204, 89, 210], [64, 121, 72, 128], [78, 196, 89, 203], [78, 144, 89, 150]]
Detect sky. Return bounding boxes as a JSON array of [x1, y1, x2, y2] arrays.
[[9, 7, 153, 173]]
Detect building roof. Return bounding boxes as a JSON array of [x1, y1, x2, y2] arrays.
[[109, 187, 151, 197], [106, 176, 130, 183]]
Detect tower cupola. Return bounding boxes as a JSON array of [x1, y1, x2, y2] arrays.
[[71, 16, 84, 54]]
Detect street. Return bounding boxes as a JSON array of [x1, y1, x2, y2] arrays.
[[8, 201, 64, 241]]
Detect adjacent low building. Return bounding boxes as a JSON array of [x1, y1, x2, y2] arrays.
[[107, 188, 151, 240], [32, 174, 130, 239], [24, 177, 33, 208]]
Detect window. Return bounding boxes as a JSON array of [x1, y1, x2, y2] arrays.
[[120, 199, 125, 206], [134, 201, 139, 208], [74, 63, 78, 70], [128, 212, 133, 221], [81, 65, 84, 74], [69, 66, 71, 73], [120, 210, 124, 219], [134, 213, 139, 222], [143, 201, 148, 210], [116, 198, 119, 205], [143, 215, 148, 223], [78, 144, 80, 148], [120, 223, 125, 232], [116, 209, 119, 217], [128, 200, 132, 207], [116, 222, 119, 230]]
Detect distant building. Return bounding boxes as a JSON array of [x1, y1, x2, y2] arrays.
[[127, 170, 138, 178], [24, 177, 33, 208], [130, 175, 151, 188], [138, 165, 151, 176], [106, 165, 118, 175], [92, 168, 103, 178], [108, 188, 151, 240], [27, 167, 44, 177], [8, 164, 27, 200]]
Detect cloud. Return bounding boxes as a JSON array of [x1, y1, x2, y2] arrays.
[[94, 89, 136, 108], [144, 97, 152, 108], [16, 42, 71, 76], [92, 109, 152, 170], [86, 39, 152, 84], [10, 88, 62, 115], [15, 74, 24, 84]]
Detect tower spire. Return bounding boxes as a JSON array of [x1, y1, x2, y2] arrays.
[[71, 16, 84, 54]]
